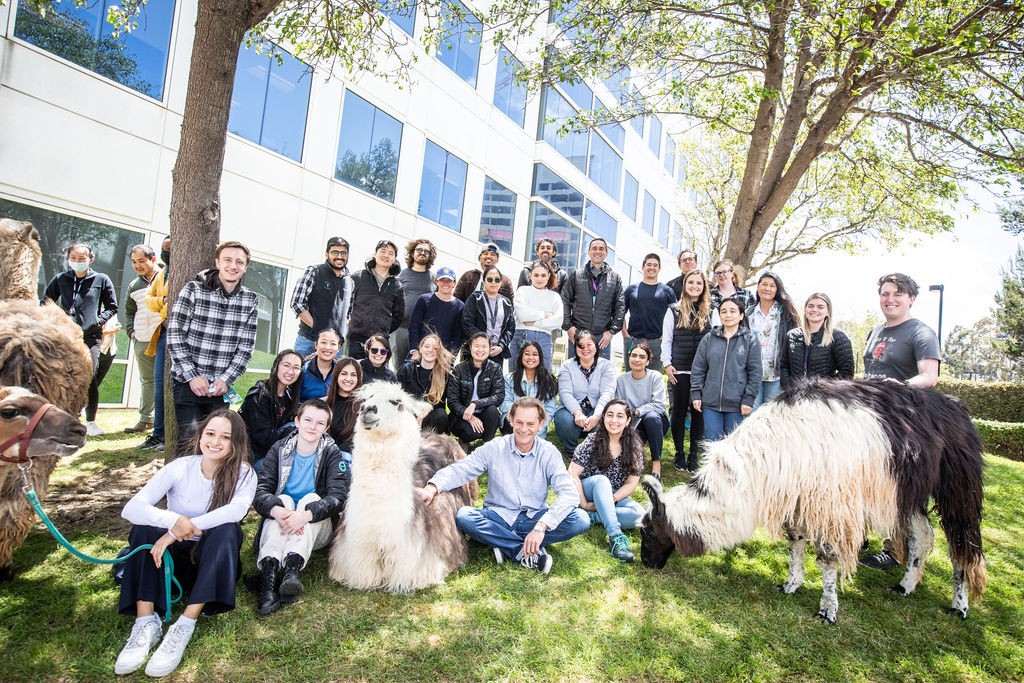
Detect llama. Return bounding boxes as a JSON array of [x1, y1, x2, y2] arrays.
[[0, 386, 88, 580], [0, 218, 93, 581], [640, 378, 986, 623], [329, 382, 477, 592]]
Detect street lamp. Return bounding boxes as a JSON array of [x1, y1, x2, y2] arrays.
[[929, 284, 945, 370]]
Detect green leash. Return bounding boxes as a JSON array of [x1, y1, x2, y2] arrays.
[[21, 465, 182, 623]]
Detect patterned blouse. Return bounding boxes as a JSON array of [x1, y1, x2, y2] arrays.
[[571, 432, 644, 491]]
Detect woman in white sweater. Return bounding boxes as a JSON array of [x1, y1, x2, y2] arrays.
[[614, 342, 669, 478], [511, 260, 563, 369], [114, 410, 256, 678]]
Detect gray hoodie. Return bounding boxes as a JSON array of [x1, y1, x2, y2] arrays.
[[690, 326, 762, 412]]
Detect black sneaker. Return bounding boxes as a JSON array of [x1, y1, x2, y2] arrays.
[[673, 456, 687, 471], [609, 534, 635, 563], [859, 550, 899, 570], [138, 435, 163, 451]]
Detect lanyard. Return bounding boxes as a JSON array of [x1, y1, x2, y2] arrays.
[[485, 295, 500, 332]]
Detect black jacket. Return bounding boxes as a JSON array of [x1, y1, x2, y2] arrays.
[[348, 258, 404, 338], [359, 358, 398, 384], [561, 262, 625, 336], [462, 291, 515, 359], [239, 380, 298, 461], [665, 303, 711, 371], [779, 327, 856, 390], [42, 268, 118, 341], [253, 433, 350, 527], [446, 359, 505, 415]]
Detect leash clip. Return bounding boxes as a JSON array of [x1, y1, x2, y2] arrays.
[[19, 461, 34, 494]]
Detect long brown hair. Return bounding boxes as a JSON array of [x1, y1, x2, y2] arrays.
[[187, 409, 252, 511], [418, 333, 453, 404], [677, 271, 711, 330], [590, 399, 643, 476], [326, 357, 362, 446]]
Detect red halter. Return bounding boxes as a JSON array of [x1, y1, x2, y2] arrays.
[[0, 402, 56, 464]]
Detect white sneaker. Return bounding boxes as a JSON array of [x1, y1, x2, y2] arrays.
[[86, 421, 104, 436], [144, 622, 194, 677], [520, 552, 553, 574], [114, 618, 162, 675], [492, 547, 504, 565]]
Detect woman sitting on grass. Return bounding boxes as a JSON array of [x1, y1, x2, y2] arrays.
[[446, 332, 505, 449], [239, 349, 303, 470], [615, 342, 669, 479], [252, 399, 350, 616], [114, 410, 256, 678], [326, 357, 362, 453], [567, 399, 645, 564], [499, 341, 558, 439], [397, 333, 453, 433], [553, 331, 616, 456]]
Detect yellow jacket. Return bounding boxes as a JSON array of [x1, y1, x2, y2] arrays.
[[144, 269, 169, 357]]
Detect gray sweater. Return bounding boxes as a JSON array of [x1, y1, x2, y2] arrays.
[[615, 370, 667, 417], [690, 326, 762, 412], [558, 358, 616, 416]]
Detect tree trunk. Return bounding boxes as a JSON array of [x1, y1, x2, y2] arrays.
[[164, 0, 280, 457]]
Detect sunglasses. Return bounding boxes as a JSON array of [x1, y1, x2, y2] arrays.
[[484, 277, 502, 283], [414, 248, 432, 254], [368, 347, 388, 355]]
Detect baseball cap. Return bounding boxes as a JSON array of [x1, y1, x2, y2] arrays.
[[480, 242, 499, 255], [436, 267, 456, 281]]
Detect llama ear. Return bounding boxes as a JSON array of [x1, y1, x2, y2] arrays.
[[641, 475, 665, 518], [406, 395, 433, 420]]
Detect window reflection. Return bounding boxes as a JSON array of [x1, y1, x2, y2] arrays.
[[419, 140, 468, 230], [335, 91, 403, 202]]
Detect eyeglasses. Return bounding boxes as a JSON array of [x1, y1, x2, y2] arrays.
[[414, 248, 431, 255], [368, 348, 388, 355], [484, 277, 502, 283], [328, 250, 348, 257], [714, 269, 732, 276], [680, 257, 697, 263]]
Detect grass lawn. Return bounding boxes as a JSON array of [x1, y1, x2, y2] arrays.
[[1, 409, 1022, 682]]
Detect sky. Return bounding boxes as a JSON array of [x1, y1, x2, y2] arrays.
[[781, 198, 1022, 340]]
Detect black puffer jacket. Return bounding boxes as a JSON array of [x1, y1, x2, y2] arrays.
[[779, 327, 856, 390], [445, 359, 505, 415], [462, 292, 515, 359], [348, 258, 404, 338], [238, 380, 298, 462], [561, 262, 625, 335], [253, 433, 350, 527]]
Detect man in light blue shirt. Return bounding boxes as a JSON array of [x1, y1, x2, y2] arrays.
[[417, 397, 589, 574]]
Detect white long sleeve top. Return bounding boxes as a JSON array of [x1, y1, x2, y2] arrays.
[[513, 286, 564, 333], [121, 455, 256, 532]]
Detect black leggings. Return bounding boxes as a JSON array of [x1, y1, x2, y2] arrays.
[[669, 372, 704, 461], [449, 405, 501, 444], [636, 412, 669, 461], [85, 341, 115, 422]]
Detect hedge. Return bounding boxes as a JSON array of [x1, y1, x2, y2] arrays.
[[938, 378, 1024, 423], [974, 419, 1024, 462]]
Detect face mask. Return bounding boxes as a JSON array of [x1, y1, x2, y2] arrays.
[[160, 250, 170, 266], [68, 260, 89, 274]]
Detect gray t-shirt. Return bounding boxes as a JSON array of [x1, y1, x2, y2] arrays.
[[398, 268, 435, 325], [863, 318, 940, 381]]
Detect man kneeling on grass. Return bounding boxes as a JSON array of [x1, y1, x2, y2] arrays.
[[253, 399, 350, 615], [416, 397, 590, 574]]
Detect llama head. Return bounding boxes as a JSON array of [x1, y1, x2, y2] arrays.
[[0, 386, 87, 461], [355, 381, 431, 438], [0, 218, 42, 301], [640, 475, 707, 568]]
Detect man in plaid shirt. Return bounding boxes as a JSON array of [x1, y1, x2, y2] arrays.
[[167, 241, 259, 454]]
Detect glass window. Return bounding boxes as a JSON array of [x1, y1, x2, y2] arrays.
[[334, 91, 403, 202], [532, 164, 584, 222], [436, 0, 482, 88], [622, 172, 639, 221], [677, 154, 688, 183], [600, 122, 625, 153], [479, 177, 517, 254], [14, 0, 175, 100], [558, 79, 594, 111], [243, 260, 289, 359], [603, 66, 629, 104], [493, 46, 527, 127], [670, 220, 682, 255], [641, 191, 656, 236], [658, 207, 671, 248], [664, 137, 676, 176], [584, 201, 616, 243], [228, 40, 311, 162], [378, 0, 416, 35], [648, 116, 663, 158], [549, 0, 581, 41], [527, 202, 582, 273], [587, 132, 622, 200], [419, 140, 468, 230], [540, 86, 588, 173]]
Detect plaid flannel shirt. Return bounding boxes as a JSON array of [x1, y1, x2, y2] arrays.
[[167, 276, 259, 386]]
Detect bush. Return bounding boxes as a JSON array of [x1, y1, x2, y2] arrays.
[[974, 419, 1024, 462], [939, 378, 1024, 422]]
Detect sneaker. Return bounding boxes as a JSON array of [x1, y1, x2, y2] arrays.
[[859, 550, 899, 570], [155, 442, 166, 452], [144, 622, 194, 677], [113, 618, 162, 675], [492, 547, 504, 565], [520, 552, 553, 575], [137, 435, 163, 451], [124, 420, 154, 434], [673, 456, 687, 471], [609, 534, 635, 563], [86, 421, 104, 437]]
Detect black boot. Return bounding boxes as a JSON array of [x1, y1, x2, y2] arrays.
[[687, 454, 699, 472], [279, 553, 305, 603], [256, 557, 281, 616]]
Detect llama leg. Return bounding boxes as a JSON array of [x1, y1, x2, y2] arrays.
[[778, 526, 807, 594], [0, 565, 11, 583], [947, 564, 969, 619], [893, 511, 934, 596], [814, 544, 840, 624]]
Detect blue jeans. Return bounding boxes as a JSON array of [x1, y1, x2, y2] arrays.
[[152, 330, 166, 440], [553, 405, 594, 454], [581, 475, 646, 537], [294, 335, 315, 359], [510, 329, 554, 369], [702, 407, 744, 442], [455, 507, 590, 562], [752, 379, 781, 410]]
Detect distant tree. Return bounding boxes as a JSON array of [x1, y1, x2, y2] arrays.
[[944, 317, 1024, 381], [1000, 199, 1024, 236], [335, 139, 399, 202], [995, 246, 1024, 359], [833, 312, 882, 378]]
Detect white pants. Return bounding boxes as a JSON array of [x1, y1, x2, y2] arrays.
[[257, 493, 334, 568]]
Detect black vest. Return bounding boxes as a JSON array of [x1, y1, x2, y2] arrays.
[[299, 263, 349, 339]]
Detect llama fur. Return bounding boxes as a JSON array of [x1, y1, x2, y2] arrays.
[[329, 382, 478, 592], [0, 387, 87, 580], [0, 219, 93, 580], [640, 378, 986, 623]]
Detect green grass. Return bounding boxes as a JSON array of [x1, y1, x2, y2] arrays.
[[2, 410, 1022, 682]]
